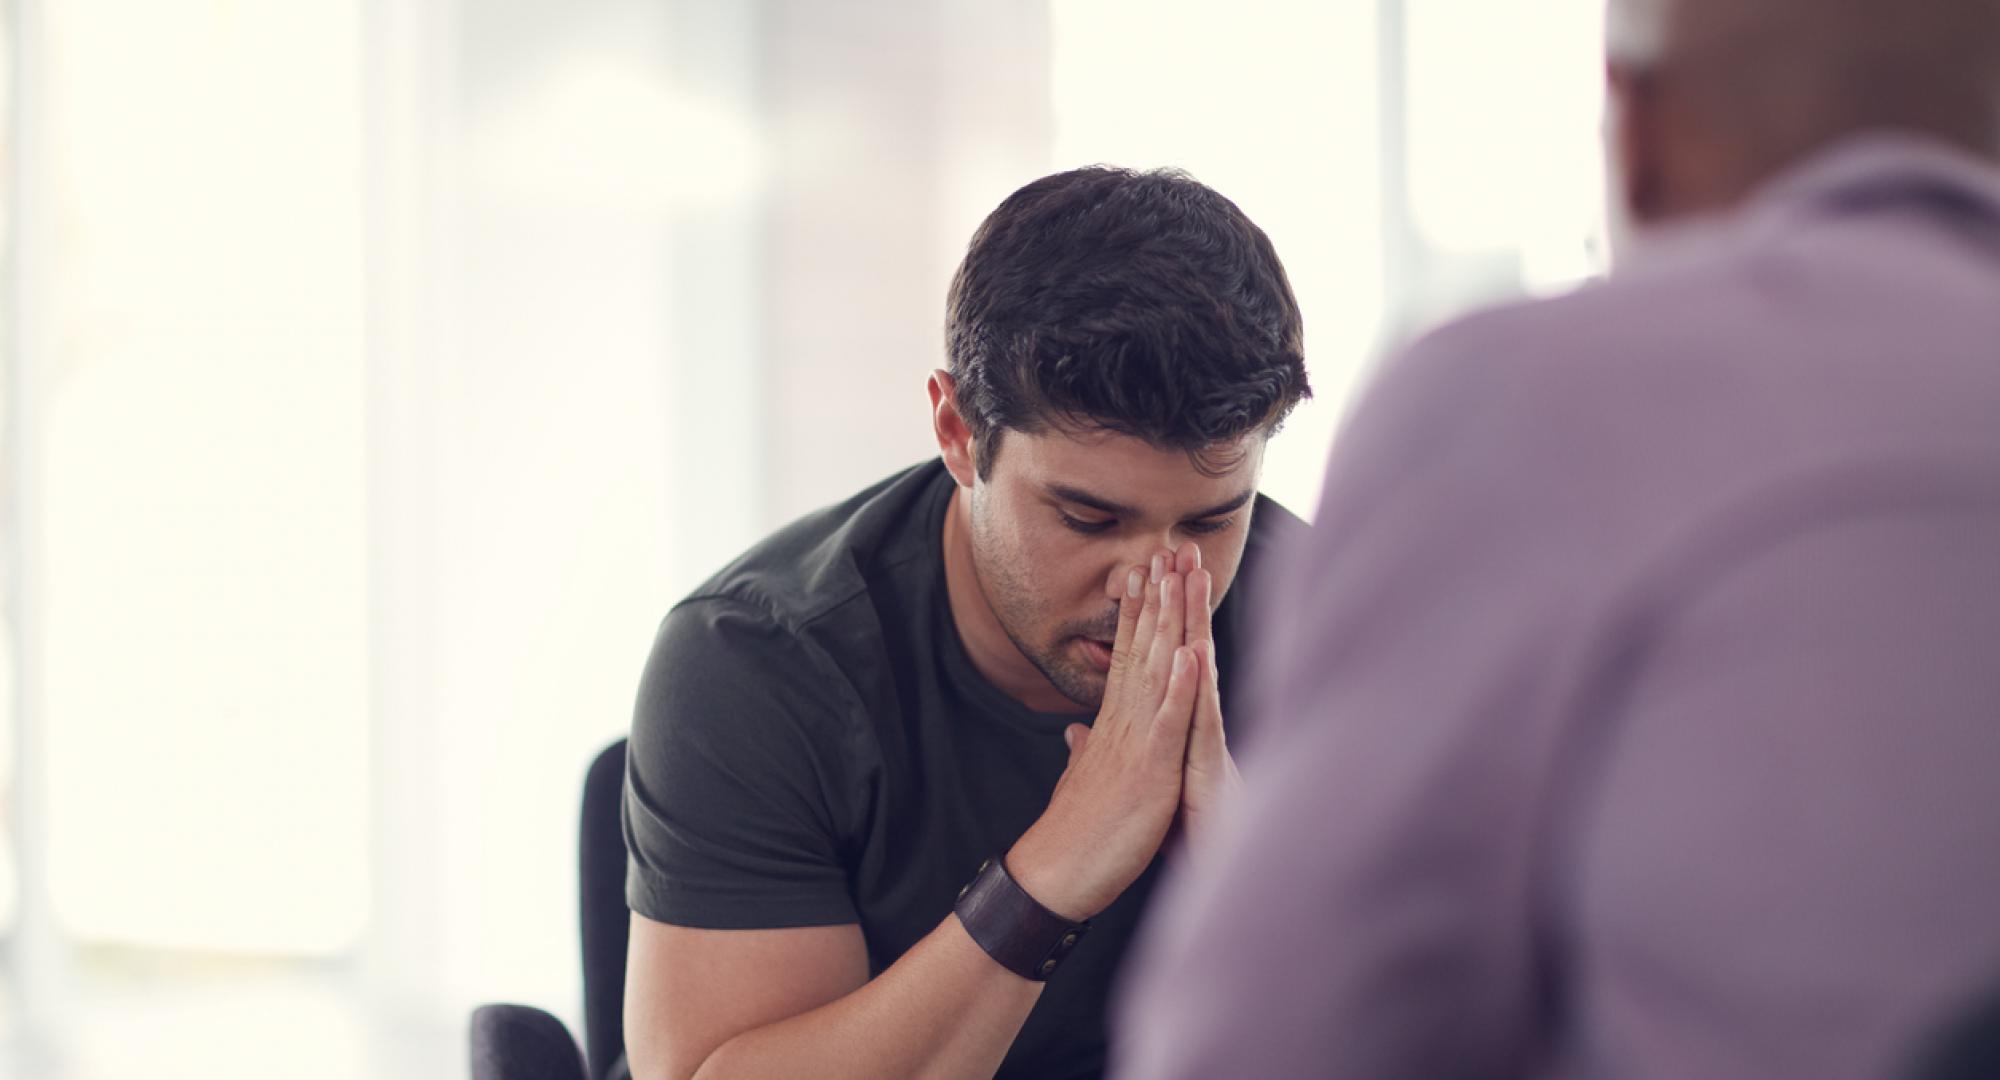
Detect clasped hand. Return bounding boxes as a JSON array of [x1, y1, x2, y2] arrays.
[[1006, 542, 1241, 921]]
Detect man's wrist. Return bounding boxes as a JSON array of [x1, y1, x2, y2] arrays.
[[1004, 831, 1094, 922], [954, 854, 1091, 981]]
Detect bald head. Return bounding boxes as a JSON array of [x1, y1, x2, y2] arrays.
[[1606, 0, 2000, 222]]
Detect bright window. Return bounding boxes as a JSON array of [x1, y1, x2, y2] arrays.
[[1403, 0, 1609, 289], [1051, 0, 1383, 517], [1052, 1, 1612, 518], [40, 0, 368, 954], [0, 9, 14, 939]]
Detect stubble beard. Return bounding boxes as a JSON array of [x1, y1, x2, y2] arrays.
[[970, 524, 1116, 711], [1007, 608, 1110, 710]]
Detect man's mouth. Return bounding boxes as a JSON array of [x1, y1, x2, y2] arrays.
[[1077, 636, 1114, 672]]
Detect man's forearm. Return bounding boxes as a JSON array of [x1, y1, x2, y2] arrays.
[[688, 914, 1043, 1080]]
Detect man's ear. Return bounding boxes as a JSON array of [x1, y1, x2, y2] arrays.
[[928, 370, 979, 489], [1607, 62, 1665, 226]]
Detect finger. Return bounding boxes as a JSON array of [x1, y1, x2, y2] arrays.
[[1127, 574, 1164, 695], [1174, 540, 1199, 576], [1150, 646, 1201, 760], [1109, 566, 1144, 661], [1149, 571, 1187, 674], [1103, 566, 1146, 704], [1187, 566, 1215, 662], [1192, 640, 1225, 748], [1053, 722, 1090, 798], [1064, 722, 1091, 759]]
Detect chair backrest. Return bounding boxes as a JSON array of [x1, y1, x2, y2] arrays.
[[580, 739, 631, 1080]]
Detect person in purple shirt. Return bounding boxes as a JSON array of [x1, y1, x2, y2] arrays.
[[1113, 0, 2000, 1077]]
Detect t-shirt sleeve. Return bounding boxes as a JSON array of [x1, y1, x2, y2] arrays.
[[624, 595, 863, 929]]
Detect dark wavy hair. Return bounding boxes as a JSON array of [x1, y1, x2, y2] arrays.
[[945, 166, 1309, 479]]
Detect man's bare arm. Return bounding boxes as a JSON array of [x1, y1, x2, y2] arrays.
[[625, 912, 1045, 1080], [627, 559, 1206, 1079]]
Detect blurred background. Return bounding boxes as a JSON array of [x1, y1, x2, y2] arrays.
[[0, 0, 1607, 1075]]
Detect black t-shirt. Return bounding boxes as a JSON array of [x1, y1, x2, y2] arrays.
[[624, 459, 1304, 1078]]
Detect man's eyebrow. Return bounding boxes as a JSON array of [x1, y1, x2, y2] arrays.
[[1046, 484, 1255, 521], [1047, 484, 1138, 518], [1187, 488, 1256, 520]]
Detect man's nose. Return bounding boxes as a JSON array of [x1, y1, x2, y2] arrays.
[[1101, 539, 1176, 599]]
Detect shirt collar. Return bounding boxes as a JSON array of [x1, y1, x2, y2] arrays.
[[1616, 133, 2000, 275], [1742, 131, 2000, 232]]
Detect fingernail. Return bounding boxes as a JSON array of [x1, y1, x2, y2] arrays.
[[1150, 555, 1165, 583], [1126, 567, 1143, 599]]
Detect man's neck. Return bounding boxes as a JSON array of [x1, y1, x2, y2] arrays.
[[940, 485, 1088, 715]]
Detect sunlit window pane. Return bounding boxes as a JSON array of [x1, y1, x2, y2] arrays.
[[1404, 0, 1609, 289], [40, 0, 368, 954], [0, 615, 14, 938], [0, 11, 14, 939], [1051, 0, 1382, 518]]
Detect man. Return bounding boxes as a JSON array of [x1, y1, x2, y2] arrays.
[[1115, 1, 2000, 1078], [620, 167, 1311, 1079]]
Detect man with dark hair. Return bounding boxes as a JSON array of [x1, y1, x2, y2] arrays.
[[620, 167, 1310, 1079]]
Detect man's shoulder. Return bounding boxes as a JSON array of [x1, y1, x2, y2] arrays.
[[1249, 490, 1307, 544], [676, 459, 947, 638], [640, 461, 949, 741], [1239, 487, 1305, 576], [1226, 489, 1306, 620]]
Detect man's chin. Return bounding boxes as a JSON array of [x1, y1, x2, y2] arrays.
[[1039, 658, 1107, 711]]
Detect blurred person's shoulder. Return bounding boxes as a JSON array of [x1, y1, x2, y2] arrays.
[[1323, 138, 2000, 599], [1380, 137, 2000, 420], [1306, 213, 1822, 572], [1376, 232, 1753, 414]]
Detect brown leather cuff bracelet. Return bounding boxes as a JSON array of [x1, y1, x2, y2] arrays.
[[953, 855, 1091, 981]]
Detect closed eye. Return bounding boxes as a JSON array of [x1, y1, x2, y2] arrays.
[[1181, 517, 1234, 536], [1059, 513, 1116, 535]]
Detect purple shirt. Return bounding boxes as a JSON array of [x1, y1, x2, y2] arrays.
[[1112, 136, 2000, 1080]]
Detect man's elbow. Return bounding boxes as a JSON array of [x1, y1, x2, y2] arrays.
[[625, 1038, 717, 1080], [686, 1037, 753, 1080]]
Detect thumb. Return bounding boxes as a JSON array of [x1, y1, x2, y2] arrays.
[[1064, 723, 1091, 759]]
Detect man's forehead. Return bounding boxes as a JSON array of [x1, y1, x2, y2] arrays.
[[1001, 426, 1262, 511]]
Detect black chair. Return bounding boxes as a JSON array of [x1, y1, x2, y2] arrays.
[[472, 739, 632, 1080]]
